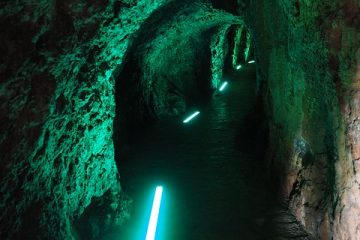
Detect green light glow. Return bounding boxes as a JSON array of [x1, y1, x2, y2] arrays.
[[236, 65, 242, 70], [183, 111, 200, 123], [219, 82, 228, 91], [244, 32, 251, 61], [248, 60, 255, 64], [232, 26, 243, 68], [145, 186, 163, 240]]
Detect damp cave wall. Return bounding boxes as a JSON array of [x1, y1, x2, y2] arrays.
[[113, 2, 240, 149], [0, 0, 242, 239], [246, 0, 360, 239], [0, 1, 170, 238]]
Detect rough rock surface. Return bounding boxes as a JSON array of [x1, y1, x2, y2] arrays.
[[0, 0, 177, 238], [247, 0, 360, 239], [114, 2, 241, 120], [211, 25, 231, 89], [0, 0, 241, 239]]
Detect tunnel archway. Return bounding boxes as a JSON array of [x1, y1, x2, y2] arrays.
[[107, 2, 277, 238], [112, 1, 244, 185]]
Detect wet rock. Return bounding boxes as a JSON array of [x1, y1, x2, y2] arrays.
[[248, 0, 360, 238], [0, 0, 173, 238]]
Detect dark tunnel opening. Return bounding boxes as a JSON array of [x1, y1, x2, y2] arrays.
[[225, 26, 267, 161], [113, 19, 260, 177], [109, 3, 268, 238], [113, 2, 221, 171], [109, 13, 275, 238]]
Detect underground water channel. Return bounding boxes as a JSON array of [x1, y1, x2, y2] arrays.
[[109, 61, 261, 239], [106, 63, 312, 240]]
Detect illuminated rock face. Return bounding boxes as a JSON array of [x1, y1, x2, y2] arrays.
[[114, 2, 240, 121], [248, 0, 360, 239], [0, 0, 171, 239], [113, 1, 242, 165], [0, 0, 241, 239]]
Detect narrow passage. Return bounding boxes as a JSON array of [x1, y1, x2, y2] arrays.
[[109, 66, 312, 240]]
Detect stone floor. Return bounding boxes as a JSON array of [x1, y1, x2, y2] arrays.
[[105, 66, 314, 239]]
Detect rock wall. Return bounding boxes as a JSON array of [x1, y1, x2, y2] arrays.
[[211, 25, 231, 89], [0, 0, 171, 239], [0, 0, 241, 239], [247, 0, 360, 239]]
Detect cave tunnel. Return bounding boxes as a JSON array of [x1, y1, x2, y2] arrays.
[[1, 0, 360, 239]]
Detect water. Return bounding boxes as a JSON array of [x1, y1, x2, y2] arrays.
[[105, 66, 312, 240]]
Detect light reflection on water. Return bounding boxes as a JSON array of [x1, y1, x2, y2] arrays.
[[108, 70, 267, 240]]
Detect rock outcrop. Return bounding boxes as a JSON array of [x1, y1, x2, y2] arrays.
[[248, 0, 360, 239], [0, 0, 170, 238]]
